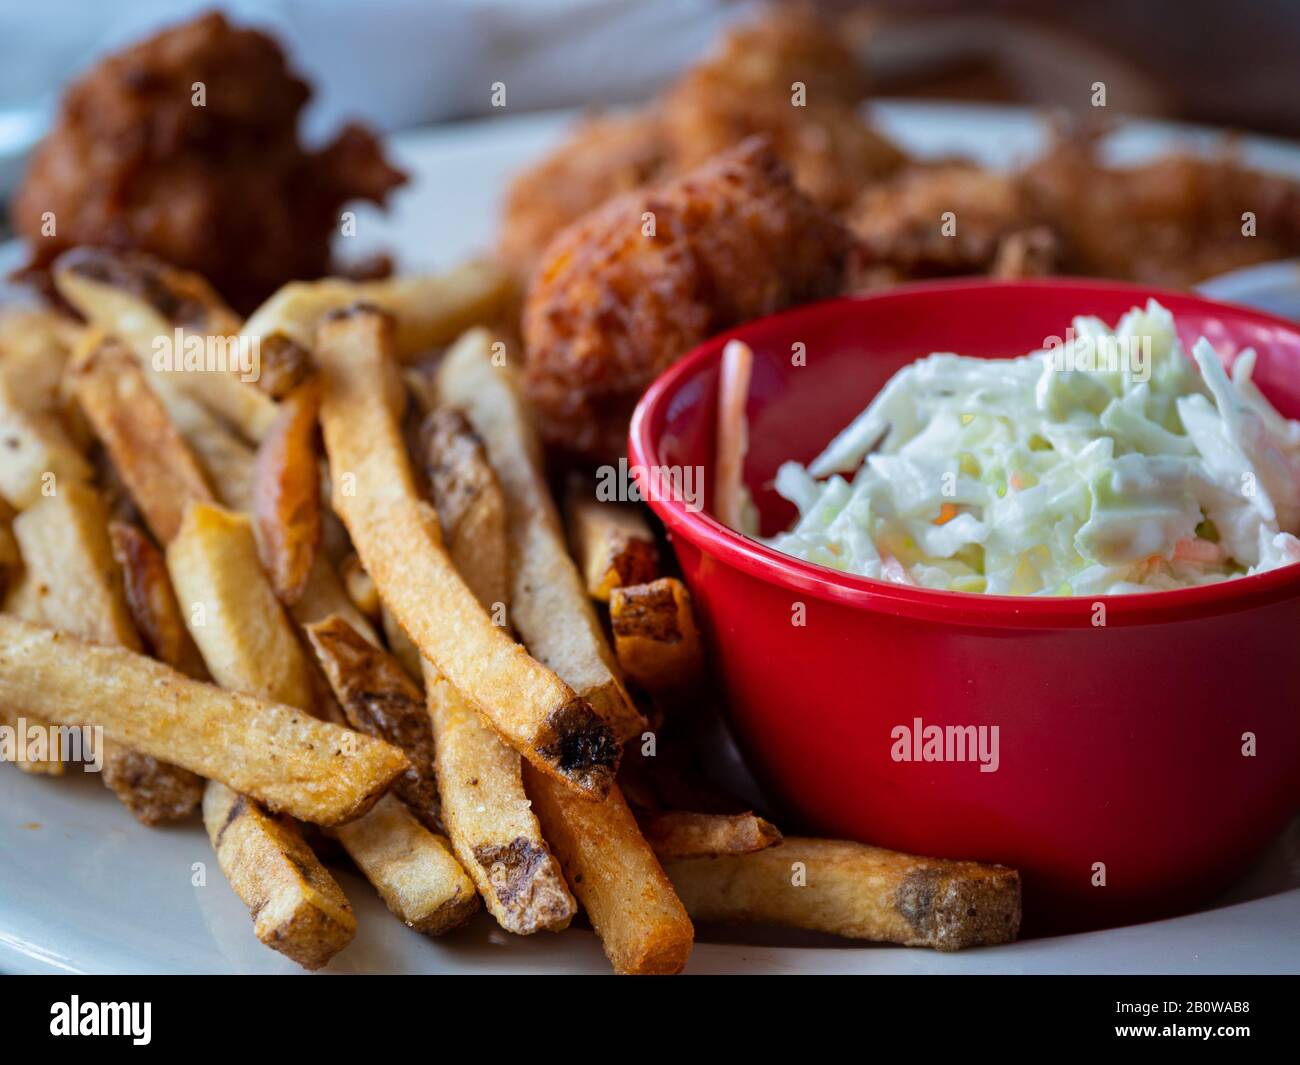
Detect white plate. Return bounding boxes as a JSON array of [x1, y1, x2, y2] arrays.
[[4, 102, 1300, 975]]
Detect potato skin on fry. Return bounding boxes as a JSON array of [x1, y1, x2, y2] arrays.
[[315, 307, 617, 798], [636, 810, 783, 861], [204, 781, 356, 970], [109, 521, 209, 681], [609, 577, 703, 692], [14, 485, 203, 824], [253, 379, 322, 605], [425, 663, 577, 935], [306, 614, 442, 833], [418, 407, 509, 615], [665, 838, 1021, 951], [71, 335, 215, 544]]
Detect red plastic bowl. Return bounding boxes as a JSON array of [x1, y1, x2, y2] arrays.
[[628, 279, 1300, 934]]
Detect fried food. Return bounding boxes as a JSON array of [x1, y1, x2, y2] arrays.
[[13, 12, 405, 313], [70, 333, 215, 544], [203, 781, 357, 969], [0, 615, 406, 825], [109, 521, 209, 683], [437, 330, 644, 744], [609, 578, 704, 693], [329, 793, 479, 936], [662, 9, 904, 210], [563, 479, 658, 603], [426, 664, 577, 935], [498, 111, 674, 279], [242, 261, 515, 364], [305, 615, 442, 834], [316, 307, 618, 798], [253, 380, 322, 605], [523, 139, 851, 461], [166, 502, 315, 712], [1023, 136, 1300, 287], [665, 837, 1021, 950], [416, 407, 510, 616], [13, 484, 204, 824], [636, 810, 783, 861], [845, 162, 1060, 287], [525, 765, 694, 975], [54, 248, 278, 442]]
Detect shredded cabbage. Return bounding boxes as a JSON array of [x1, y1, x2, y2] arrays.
[[765, 301, 1300, 595]]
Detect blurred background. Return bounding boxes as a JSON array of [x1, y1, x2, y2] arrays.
[[1, 0, 1297, 174]]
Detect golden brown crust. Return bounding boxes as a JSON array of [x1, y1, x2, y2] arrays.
[[635, 810, 783, 861], [12, 12, 405, 312], [523, 139, 850, 461], [252, 379, 322, 605], [306, 614, 442, 833], [71, 335, 215, 545], [525, 767, 694, 975], [204, 780, 356, 969], [609, 578, 703, 692], [665, 837, 1021, 951]]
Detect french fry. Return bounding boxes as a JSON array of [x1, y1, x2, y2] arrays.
[[0, 499, 19, 574], [13, 484, 203, 824], [253, 379, 322, 604], [402, 404, 576, 934], [203, 781, 356, 970], [564, 480, 658, 602], [435, 329, 645, 745], [71, 334, 215, 544], [53, 247, 277, 442], [416, 408, 509, 616], [0, 371, 92, 509], [525, 766, 694, 975], [159, 386, 257, 513], [168, 500, 474, 948], [292, 554, 380, 646], [0, 308, 76, 417], [636, 810, 783, 861], [243, 260, 514, 363], [0, 575, 64, 776], [108, 521, 209, 681], [166, 503, 314, 711], [330, 793, 479, 936], [424, 662, 576, 934], [664, 838, 1022, 951], [609, 578, 704, 692], [0, 615, 407, 825], [340, 553, 381, 621], [315, 306, 616, 797], [306, 615, 441, 833]]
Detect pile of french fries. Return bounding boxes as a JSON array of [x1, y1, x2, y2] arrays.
[[0, 249, 1021, 973]]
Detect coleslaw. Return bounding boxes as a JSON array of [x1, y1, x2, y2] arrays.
[[763, 301, 1300, 595]]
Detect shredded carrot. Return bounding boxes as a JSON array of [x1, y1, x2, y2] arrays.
[[934, 502, 958, 526], [715, 339, 754, 531], [1009, 472, 1026, 491]]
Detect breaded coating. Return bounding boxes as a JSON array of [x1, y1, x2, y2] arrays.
[[845, 162, 1060, 289], [1023, 136, 1300, 287], [523, 139, 850, 461], [12, 12, 405, 312], [498, 8, 903, 274], [499, 111, 673, 281], [662, 9, 905, 210]]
